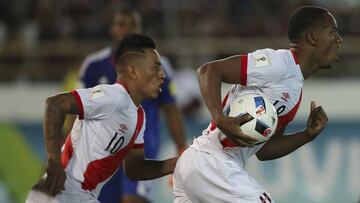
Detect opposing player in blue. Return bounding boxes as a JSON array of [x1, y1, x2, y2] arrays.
[[74, 8, 187, 203]]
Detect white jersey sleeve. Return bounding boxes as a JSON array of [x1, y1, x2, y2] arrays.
[[243, 48, 292, 87], [70, 85, 121, 120]]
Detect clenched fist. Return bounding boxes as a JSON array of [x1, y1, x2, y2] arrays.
[[216, 113, 257, 147], [306, 101, 328, 140]]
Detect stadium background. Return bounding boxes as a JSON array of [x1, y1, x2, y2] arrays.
[[0, 0, 359, 203]]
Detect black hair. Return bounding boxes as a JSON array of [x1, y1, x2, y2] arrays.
[[288, 6, 330, 42], [114, 33, 156, 65], [114, 7, 142, 32]]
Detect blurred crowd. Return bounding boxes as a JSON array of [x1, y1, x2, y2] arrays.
[[0, 0, 359, 84], [0, 0, 359, 41]]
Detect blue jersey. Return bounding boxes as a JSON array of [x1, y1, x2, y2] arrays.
[[78, 47, 176, 159]]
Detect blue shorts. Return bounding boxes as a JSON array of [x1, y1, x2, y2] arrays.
[[98, 168, 153, 203]]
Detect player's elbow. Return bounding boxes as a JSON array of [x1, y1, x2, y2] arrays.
[[45, 94, 68, 115], [197, 62, 224, 83], [45, 95, 61, 109], [197, 63, 213, 79]]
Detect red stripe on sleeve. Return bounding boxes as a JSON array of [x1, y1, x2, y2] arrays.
[[277, 91, 302, 130], [81, 107, 145, 191], [240, 55, 248, 86], [70, 90, 84, 119]]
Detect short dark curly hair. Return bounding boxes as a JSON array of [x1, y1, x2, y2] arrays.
[[114, 33, 156, 65], [288, 6, 330, 42]]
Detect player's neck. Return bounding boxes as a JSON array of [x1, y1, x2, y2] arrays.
[[117, 78, 142, 107], [290, 44, 321, 79]]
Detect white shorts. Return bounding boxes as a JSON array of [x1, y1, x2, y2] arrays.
[[173, 146, 274, 203], [25, 176, 100, 203], [25, 189, 100, 203]]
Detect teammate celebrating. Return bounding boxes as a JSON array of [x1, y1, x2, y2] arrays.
[[173, 6, 342, 203], [26, 34, 178, 203], [67, 8, 187, 203]]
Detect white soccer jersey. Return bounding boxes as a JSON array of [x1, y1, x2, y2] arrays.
[[193, 48, 303, 167], [62, 82, 145, 196], [173, 49, 303, 203]]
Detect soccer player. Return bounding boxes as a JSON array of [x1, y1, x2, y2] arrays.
[[70, 8, 187, 203], [173, 6, 342, 203], [25, 34, 178, 203]]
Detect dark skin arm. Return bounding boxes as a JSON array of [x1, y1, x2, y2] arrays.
[[160, 103, 187, 153], [256, 101, 328, 161], [197, 55, 257, 147], [124, 148, 178, 181], [40, 93, 79, 196]]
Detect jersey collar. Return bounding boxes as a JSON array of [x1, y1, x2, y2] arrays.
[[116, 80, 130, 94]]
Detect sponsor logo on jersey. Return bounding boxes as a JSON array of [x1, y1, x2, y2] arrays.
[[281, 92, 290, 102], [118, 124, 128, 133], [254, 53, 270, 67]]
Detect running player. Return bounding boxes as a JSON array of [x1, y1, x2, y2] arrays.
[[70, 8, 187, 203], [25, 34, 178, 203], [173, 6, 342, 203]]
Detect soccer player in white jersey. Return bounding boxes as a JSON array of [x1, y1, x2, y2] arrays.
[[25, 34, 178, 203], [173, 6, 343, 203]]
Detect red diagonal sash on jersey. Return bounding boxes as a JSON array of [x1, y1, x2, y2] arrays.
[[61, 134, 74, 168], [240, 54, 248, 86], [81, 107, 145, 191], [70, 90, 84, 120]]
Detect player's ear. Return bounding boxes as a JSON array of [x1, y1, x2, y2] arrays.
[[127, 65, 138, 80], [305, 31, 319, 47]]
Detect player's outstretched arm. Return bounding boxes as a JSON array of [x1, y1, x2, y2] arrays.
[[124, 148, 178, 181], [256, 101, 328, 161], [197, 56, 257, 147], [42, 93, 79, 196], [161, 103, 187, 153]]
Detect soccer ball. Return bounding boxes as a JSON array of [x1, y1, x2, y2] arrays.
[[228, 93, 278, 144]]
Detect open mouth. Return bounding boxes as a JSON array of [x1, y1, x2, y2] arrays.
[[158, 82, 164, 93]]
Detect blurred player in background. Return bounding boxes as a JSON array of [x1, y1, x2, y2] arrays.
[[26, 34, 178, 203], [63, 7, 187, 203], [173, 6, 342, 203]]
